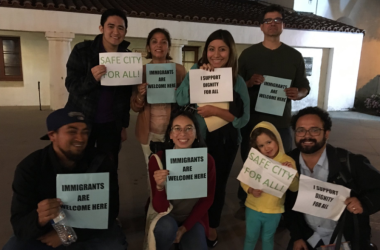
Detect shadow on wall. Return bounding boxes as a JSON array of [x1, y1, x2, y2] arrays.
[[355, 75, 380, 108]]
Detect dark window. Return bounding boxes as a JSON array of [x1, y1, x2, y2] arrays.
[[182, 46, 199, 72], [0, 37, 23, 81]]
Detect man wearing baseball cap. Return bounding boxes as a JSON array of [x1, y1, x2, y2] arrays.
[[3, 108, 127, 250]]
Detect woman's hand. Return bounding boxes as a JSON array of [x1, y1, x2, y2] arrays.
[[282, 161, 294, 168], [197, 105, 217, 118], [174, 226, 187, 243], [248, 187, 263, 198], [153, 170, 169, 190], [199, 63, 215, 72], [137, 83, 148, 96]]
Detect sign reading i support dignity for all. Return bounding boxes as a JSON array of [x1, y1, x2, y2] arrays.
[[237, 148, 297, 198], [189, 68, 233, 104], [255, 75, 291, 116], [165, 148, 208, 200], [56, 173, 110, 229], [99, 52, 143, 86], [292, 175, 351, 221], [146, 63, 176, 104]]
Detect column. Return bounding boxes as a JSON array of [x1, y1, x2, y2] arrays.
[[45, 32, 75, 110], [170, 39, 188, 64]]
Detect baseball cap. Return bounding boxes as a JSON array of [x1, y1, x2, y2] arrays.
[[40, 108, 87, 140]]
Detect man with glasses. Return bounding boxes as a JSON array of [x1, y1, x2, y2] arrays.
[[284, 106, 380, 250], [236, 4, 311, 218]]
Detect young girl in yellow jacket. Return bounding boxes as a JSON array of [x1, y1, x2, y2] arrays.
[[241, 121, 299, 250]]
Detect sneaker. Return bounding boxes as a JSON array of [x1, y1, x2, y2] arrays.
[[234, 206, 246, 221], [206, 237, 218, 248]]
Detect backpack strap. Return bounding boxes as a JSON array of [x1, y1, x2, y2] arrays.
[[86, 154, 106, 173]]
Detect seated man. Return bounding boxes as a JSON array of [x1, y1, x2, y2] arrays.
[[3, 108, 127, 250], [284, 106, 380, 250]]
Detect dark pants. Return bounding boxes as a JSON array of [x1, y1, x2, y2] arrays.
[[237, 123, 293, 206], [286, 239, 324, 250], [207, 134, 239, 228], [3, 224, 127, 250], [87, 121, 121, 172]]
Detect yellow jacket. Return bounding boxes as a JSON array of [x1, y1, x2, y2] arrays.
[[241, 121, 299, 214]]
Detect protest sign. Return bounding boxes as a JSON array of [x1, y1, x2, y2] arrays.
[[57, 173, 109, 229], [146, 63, 176, 104], [99, 52, 142, 86], [189, 68, 233, 104], [237, 148, 297, 198], [255, 75, 291, 116], [292, 175, 351, 221], [165, 148, 208, 200]]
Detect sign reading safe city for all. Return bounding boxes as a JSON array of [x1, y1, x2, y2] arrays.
[[255, 75, 291, 116], [165, 148, 208, 200], [146, 63, 176, 104], [189, 68, 233, 104], [292, 175, 351, 221], [56, 173, 109, 229], [99, 52, 143, 86], [237, 148, 297, 198]]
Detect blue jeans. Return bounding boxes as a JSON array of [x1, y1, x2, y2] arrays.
[[154, 215, 207, 250], [3, 223, 127, 250], [244, 208, 281, 250]]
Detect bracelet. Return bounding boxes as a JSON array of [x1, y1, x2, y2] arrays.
[[156, 185, 164, 191]]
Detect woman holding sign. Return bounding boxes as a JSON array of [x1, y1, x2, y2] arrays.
[[131, 28, 186, 165], [176, 29, 250, 246], [146, 110, 216, 250], [241, 121, 299, 250]]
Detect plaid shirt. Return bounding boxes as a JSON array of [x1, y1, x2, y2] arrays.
[[65, 34, 133, 128]]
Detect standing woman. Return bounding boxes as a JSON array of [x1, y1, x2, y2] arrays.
[[131, 28, 187, 165], [176, 29, 250, 246]]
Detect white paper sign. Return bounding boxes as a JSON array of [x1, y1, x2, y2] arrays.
[[189, 68, 233, 104], [237, 148, 297, 198], [292, 175, 351, 221], [57, 173, 110, 229], [255, 75, 291, 116], [99, 52, 143, 86]]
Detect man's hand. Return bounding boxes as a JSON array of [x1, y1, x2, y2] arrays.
[[246, 74, 265, 88], [38, 230, 62, 248], [154, 170, 169, 190], [345, 197, 363, 214], [121, 128, 127, 142], [37, 199, 62, 227], [197, 105, 217, 118], [174, 226, 187, 243], [293, 239, 308, 250], [248, 187, 263, 198], [91, 65, 107, 82], [285, 87, 308, 100]]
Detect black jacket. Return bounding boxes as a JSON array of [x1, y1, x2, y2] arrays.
[[284, 144, 380, 249], [10, 145, 119, 242], [65, 34, 133, 128]]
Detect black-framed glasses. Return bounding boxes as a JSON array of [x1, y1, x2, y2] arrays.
[[171, 126, 195, 134], [295, 127, 324, 137], [263, 18, 283, 24]]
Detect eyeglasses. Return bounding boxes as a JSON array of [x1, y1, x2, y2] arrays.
[[263, 18, 283, 24], [295, 127, 324, 137], [171, 126, 195, 134]]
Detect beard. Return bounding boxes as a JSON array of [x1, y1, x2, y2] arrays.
[[295, 137, 327, 154], [61, 149, 84, 162]]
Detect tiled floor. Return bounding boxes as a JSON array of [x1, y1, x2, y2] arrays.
[[0, 107, 379, 249]]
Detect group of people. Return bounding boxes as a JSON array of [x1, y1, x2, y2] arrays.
[[3, 4, 380, 250]]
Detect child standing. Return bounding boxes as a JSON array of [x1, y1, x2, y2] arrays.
[[241, 121, 299, 250]]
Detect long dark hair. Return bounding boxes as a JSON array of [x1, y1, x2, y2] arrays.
[[163, 110, 206, 149], [146, 28, 173, 60], [198, 29, 238, 84]]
